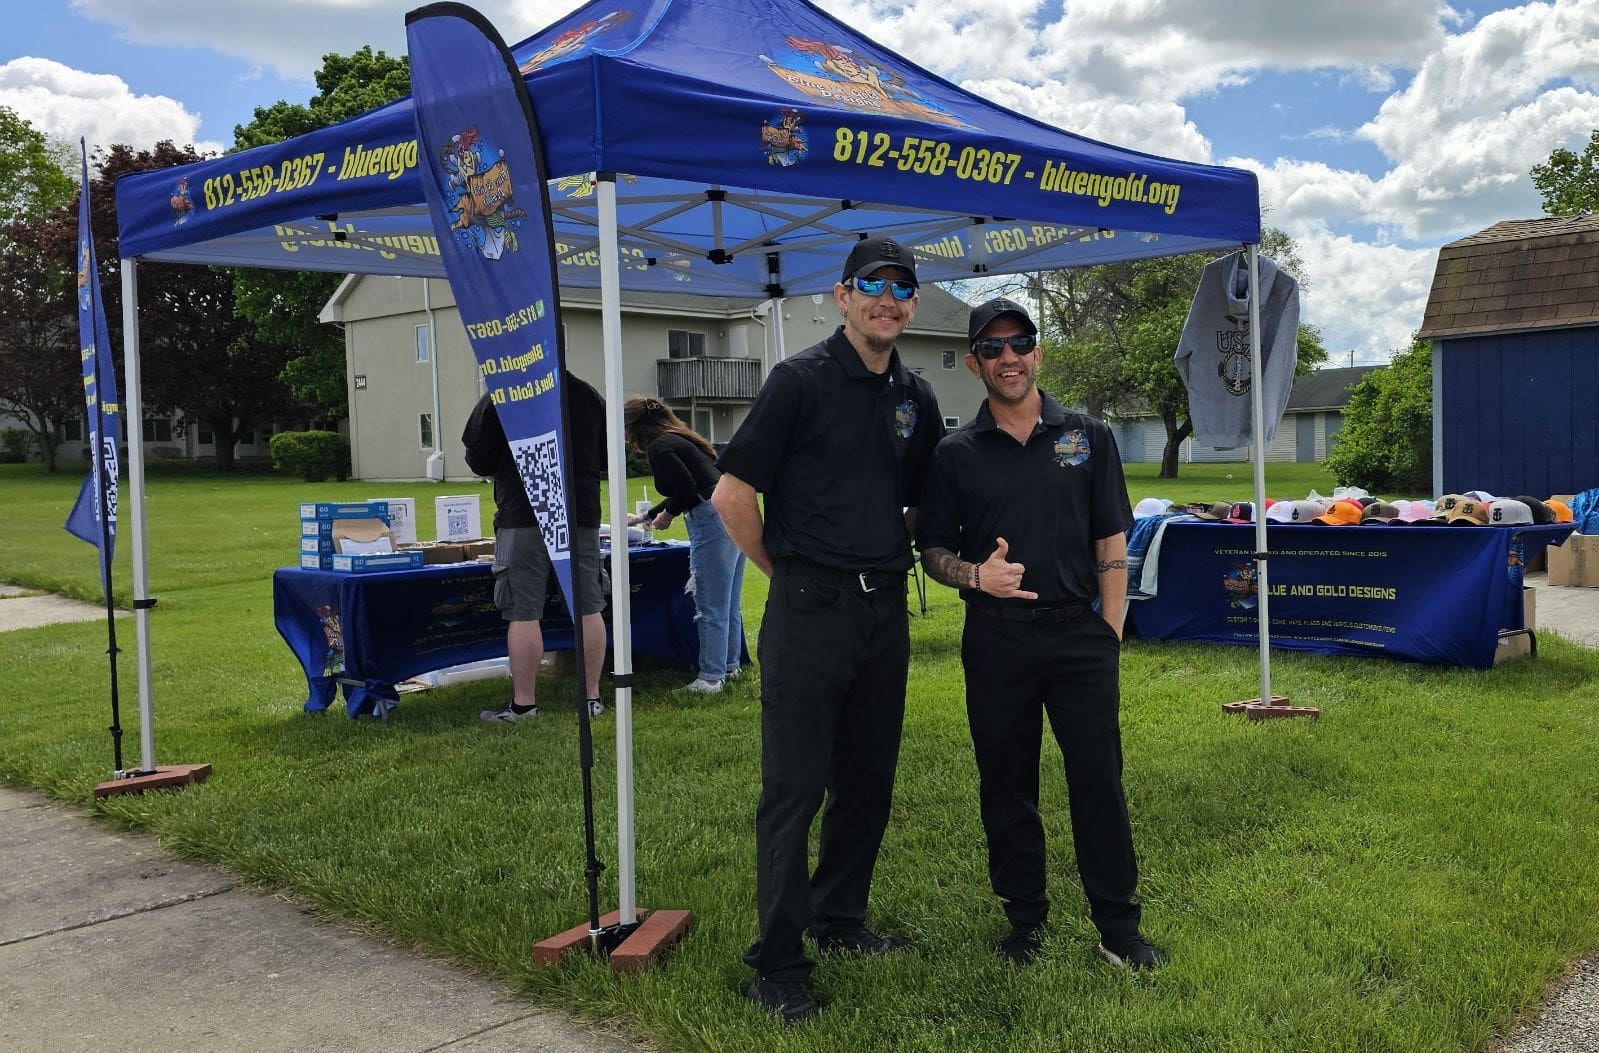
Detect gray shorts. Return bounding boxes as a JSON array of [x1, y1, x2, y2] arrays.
[[493, 526, 608, 622]]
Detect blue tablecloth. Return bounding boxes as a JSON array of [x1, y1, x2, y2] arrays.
[[273, 542, 718, 717], [1123, 522, 1573, 668]]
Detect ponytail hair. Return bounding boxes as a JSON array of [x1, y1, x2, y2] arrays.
[[622, 396, 716, 460]]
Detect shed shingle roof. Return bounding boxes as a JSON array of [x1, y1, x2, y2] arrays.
[[1417, 215, 1599, 340]]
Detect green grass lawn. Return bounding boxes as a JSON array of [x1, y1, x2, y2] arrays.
[[2, 461, 1597, 1052]]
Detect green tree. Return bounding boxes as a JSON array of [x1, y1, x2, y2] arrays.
[[0, 108, 80, 471], [1323, 336, 1432, 493], [1038, 228, 1326, 478], [231, 47, 411, 422], [1531, 130, 1599, 216], [0, 105, 75, 221]]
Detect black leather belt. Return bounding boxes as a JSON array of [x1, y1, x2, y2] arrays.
[[971, 602, 1085, 624], [783, 557, 905, 594]]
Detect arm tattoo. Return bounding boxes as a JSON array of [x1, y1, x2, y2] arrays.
[[1095, 558, 1127, 573], [922, 547, 978, 590]]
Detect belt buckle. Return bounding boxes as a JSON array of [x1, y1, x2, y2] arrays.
[[858, 571, 877, 594]]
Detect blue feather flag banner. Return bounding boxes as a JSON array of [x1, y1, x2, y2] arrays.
[[406, 3, 576, 616], [64, 141, 121, 599]]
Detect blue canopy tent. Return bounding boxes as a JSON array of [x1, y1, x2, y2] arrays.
[[113, 0, 1277, 920]]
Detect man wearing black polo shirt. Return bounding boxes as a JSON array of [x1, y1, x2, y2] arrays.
[[917, 298, 1165, 972], [713, 237, 944, 1021]]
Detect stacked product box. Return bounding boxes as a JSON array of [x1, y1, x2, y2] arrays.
[[298, 501, 391, 571]]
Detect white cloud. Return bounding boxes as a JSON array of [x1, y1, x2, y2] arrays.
[[1289, 232, 1437, 364], [0, 57, 225, 155]]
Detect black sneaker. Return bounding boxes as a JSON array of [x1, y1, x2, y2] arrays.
[[997, 924, 1044, 966], [746, 975, 818, 1022], [1098, 931, 1168, 972], [811, 926, 910, 955]]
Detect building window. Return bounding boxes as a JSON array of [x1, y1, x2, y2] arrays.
[[142, 418, 172, 443], [942, 350, 957, 370], [668, 329, 706, 359], [238, 428, 255, 446], [943, 416, 961, 429], [197, 422, 213, 445], [691, 410, 712, 442], [60, 418, 83, 442], [419, 412, 434, 448], [415, 324, 430, 364]]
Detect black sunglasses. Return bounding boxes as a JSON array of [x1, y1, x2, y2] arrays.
[[852, 276, 917, 301], [971, 334, 1038, 359]]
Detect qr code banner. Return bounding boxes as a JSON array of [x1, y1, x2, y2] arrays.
[[509, 431, 571, 557]]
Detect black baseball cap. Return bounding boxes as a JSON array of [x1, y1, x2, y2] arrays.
[[1514, 495, 1557, 524], [841, 236, 918, 285], [968, 297, 1039, 342]]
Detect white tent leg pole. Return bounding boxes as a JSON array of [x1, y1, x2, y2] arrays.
[[772, 299, 787, 362], [598, 175, 637, 926], [1246, 244, 1273, 705], [120, 259, 156, 773]]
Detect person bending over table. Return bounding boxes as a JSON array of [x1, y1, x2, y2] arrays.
[[916, 297, 1165, 972], [462, 375, 608, 724], [624, 396, 746, 694]]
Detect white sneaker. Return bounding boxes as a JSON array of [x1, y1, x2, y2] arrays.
[[677, 678, 723, 694], [586, 698, 606, 717], [724, 667, 743, 680], [480, 703, 538, 724]]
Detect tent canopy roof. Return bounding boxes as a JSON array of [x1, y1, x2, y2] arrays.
[[115, 0, 1259, 297]]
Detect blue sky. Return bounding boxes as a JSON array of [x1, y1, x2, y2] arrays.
[[6, 0, 1598, 364]]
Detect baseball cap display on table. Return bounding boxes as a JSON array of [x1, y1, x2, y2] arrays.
[[1359, 501, 1405, 524], [1312, 499, 1363, 525], [1436, 499, 1490, 525], [1133, 497, 1173, 519], [1545, 498, 1575, 523], [1269, 499, 1327, 524], [1432, 494, 1469, 520], [1514, 496, 1556, 524], [1487, 499, 1536, 526], [1226, 501, 1256, 523], [1182, 500, 1232, 521], [1395, 499, 1435, 523]]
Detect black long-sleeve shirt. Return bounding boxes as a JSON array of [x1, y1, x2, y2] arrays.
[[645, 432, 720, 517]]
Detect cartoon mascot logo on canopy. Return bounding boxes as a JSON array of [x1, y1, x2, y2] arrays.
[[438, 127, 527, 261], [760, 36, 972, 128], [517, 10, 634, 74]]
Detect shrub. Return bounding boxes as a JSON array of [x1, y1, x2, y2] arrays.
[[1324, 338, 1432, 494], [0, 428, 31, 464], [269, 430, 351, 482]]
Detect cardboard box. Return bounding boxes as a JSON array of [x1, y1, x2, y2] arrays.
[[421, 543, 467, 565], [299, 501, 389, 522], [366, 497, 417, 545], [331, 550, 425, 573], [1546, 533, 1599, 587], [1494, 630, 1533, 664], [1523, 585, 1536, 631], [462, 539, 496, 560], [435, 494, 482, 542], [300, 553, 331, 570]]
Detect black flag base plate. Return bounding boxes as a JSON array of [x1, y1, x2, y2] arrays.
[[1222, 696, 1319, 721], [94, 762, 213, 798], [533, 908, 696, 974]]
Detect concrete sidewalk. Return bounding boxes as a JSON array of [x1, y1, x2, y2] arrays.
[[0, 787, 643, 1053]]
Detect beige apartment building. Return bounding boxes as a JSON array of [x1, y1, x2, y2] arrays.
[[320, 276, 979, 482]]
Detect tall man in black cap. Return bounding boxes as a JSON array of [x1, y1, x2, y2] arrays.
[[713, 237, 945, 1021], [916, 298, 1165, 971]]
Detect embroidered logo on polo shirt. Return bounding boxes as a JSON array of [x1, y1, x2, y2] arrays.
[[1054, 428, 1090, 467], [893, 399, 918, 438]]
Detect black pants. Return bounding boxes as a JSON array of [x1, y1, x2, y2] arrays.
[[961, 605, 1141, 940], [744, 559, 909, 982]]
